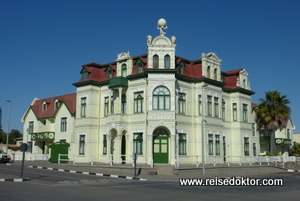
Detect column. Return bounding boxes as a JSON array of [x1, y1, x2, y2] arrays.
[[108, 90, 112, 115], [170, 133, 176, 165], [119, 88, 122, 113], [115, 134, 122, 163]]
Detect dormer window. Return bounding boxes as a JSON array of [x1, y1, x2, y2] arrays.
[[178, 62, 185, 74], [42, 102, 47, 111], [121, 64, 127, 77], [164, 55, 170, 69], [54, 99, 60, 109], [105, 66, 113, 79], [153, 55, 159, 69], [136, 59, 144, 74], [81, 69, 89, 81]]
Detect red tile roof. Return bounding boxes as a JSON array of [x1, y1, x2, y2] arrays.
[[74, 55, 248, 92], [222, 69, 243, 89], [29, 93, 76, 119]]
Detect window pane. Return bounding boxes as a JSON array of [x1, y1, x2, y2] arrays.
[[165, 96, 170, 110], [159, 96, 164, 110], [79, 135, 85, 155], [153, 96, 158, 110], [215, 135, 220, 155], [208, 134, 213, 155], [164, 55, 170, 69]]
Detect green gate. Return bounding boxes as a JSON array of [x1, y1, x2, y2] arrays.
[[48, 141, 70, 163], [153, 128, 169, 163]]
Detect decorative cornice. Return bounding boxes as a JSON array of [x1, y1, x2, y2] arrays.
[[222, 87, 255, 95], [145, 69, 178, 74], [127, 73, 147, 81]]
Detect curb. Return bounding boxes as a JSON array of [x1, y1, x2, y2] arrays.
[[287, 169, 300, 172], [0, 178, 31, 182], [28, 166, 147, 181]]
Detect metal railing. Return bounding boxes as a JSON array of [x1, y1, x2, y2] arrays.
[[175, 155, 299, 168], [58, 154, 154, 167], [12, 153, 49, 161], [12, 153, 300, 169]]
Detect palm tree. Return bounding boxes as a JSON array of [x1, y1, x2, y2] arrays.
[[254, 90, 291, 156]]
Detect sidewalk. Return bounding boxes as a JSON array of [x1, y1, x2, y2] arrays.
[[2, 161, 294, 182]]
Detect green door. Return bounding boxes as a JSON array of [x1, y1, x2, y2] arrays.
[[153, 129, 169, 163]]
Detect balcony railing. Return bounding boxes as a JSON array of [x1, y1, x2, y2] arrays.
[[31, 132, 55, 141], [260, 136, 291, 146], [275, 138, 292, 145], [109, 77, 128, 89]]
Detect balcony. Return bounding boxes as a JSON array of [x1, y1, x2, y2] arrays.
[[109, 77, 128, 89], [275, 138, 292, 145], [260, 136, 292, 146], [31, 132, 55, 141]]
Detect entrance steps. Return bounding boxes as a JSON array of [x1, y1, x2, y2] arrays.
[[155, 165, 175, 175]]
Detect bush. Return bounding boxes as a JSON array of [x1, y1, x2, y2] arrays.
[[289, 142, 300, 156]]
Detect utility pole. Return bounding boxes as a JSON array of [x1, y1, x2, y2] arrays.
[[0, 107, 2, 132]]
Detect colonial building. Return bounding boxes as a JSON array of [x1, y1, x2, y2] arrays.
[[22, 94, 76, 154], [22, 19, 293, 165]]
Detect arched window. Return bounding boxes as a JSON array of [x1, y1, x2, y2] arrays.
[[243, 79, 246, 88], [82, 69, 89, 81], [164, 55, 170, 69], [207, 66, 211, 78], [153, 86, 170, 110], [121, 64, 127, 77], [214, 68, 217, 80], [122, 94, 126, 114], [153, 55, 159, 69]]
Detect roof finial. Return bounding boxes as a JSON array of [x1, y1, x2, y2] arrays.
[[157, 18, 167, 36]]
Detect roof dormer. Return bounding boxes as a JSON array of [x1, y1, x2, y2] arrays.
[[202, 52, 222, 81], [42, 101, 48, 111], [54, 99, 60, 110], [237, 69, 251, 90], [81, 68, 89, 81]]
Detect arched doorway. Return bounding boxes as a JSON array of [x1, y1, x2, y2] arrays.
[[121, 131, 126, 164], [153, 128, 169, 163]]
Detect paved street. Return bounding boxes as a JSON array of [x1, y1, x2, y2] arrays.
[[0, 161, 299, 201]]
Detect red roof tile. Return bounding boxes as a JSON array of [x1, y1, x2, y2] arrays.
[[30, 93, 76, 119]]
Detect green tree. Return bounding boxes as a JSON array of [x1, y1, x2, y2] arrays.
[[0, 131, 6, 143], [254, 90, 291, 156], [8, 129, 22, 144], [289, 142, 300, 156]]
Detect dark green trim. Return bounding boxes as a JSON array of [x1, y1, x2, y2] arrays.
[[146, 69, 178, 74], [275, 138, 292, 145], [73, 80, 102, 87], [175, 74, 225, 87], [109, 77, 128, 89], [222, 87, 255, 95], [31, 132, 55, 141], [99, 80, 110, 87], [127, 73, 147, 81], [84, 62, 117, 68], [22, 107, 37, 122]]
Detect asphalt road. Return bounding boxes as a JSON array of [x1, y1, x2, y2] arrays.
[[0, 163, 299, 201]]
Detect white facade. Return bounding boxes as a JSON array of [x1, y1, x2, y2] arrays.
[[22, 19, 294, 165]]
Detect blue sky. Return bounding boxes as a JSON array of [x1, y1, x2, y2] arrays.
[[1, 0, 300, 133]]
